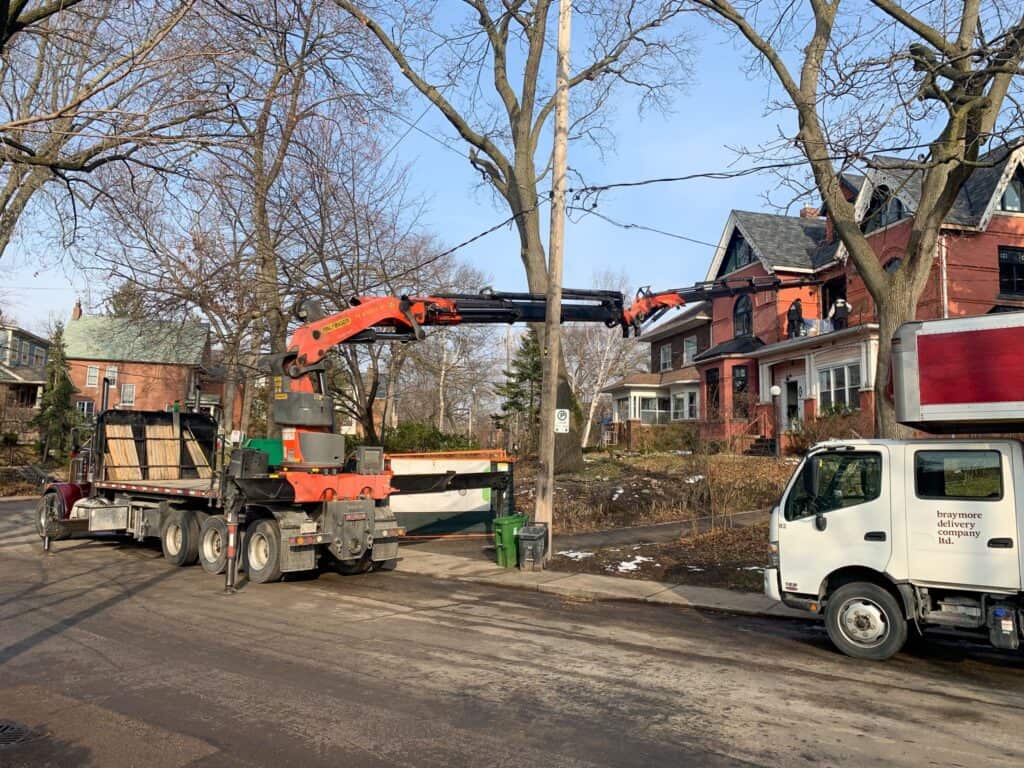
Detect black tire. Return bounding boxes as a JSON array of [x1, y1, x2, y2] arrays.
[[245, 519, 283, 584], [372, 558, 398, 572], [36, 492, 71, 541], [198, 515, 228, 575], [825, 582, 907, 661], [161, 508, 200, 567], [333, 552, 373, 575]]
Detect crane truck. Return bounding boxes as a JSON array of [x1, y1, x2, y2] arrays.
[[37, 277, 812, 589], [766, 311, 1024, 660]]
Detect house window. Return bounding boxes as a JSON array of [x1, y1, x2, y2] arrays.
[[672, 391, 698, 421], [998, 246, 1024, 296], [884, 257, 903, 273], [32, 349, 45, 367], [19, 340, 29, 365], [706, 369, 720, 418], [615, 397, 630, 423], [659, 344, 672, 372], [862, 185, 905, 233], [120, 383, 136, 407], [106, 366, 118, 386], [818, 362, 861, 412], [719, 230, 755, 275], [86, 365, 99, 387], [733, 295, 752, 338], [683, 336, 697, 365], [76, 400, 95, 418], [1000, 167, 1023, 212], [639, 397, 670, 425], [732, 364, 749, 417]]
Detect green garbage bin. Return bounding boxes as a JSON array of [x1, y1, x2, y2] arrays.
[[493, 513, 528, 568]]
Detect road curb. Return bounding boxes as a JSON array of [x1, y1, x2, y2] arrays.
[[0, 496, 39, 503]]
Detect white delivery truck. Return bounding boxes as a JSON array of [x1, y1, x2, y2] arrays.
[[765, 311, 1024, 659]]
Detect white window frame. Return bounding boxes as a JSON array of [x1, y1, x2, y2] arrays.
[[682, 336, 697, 365], [614, 397, 630, 423], [120, 382, 136, 407], [671, 391, 698, 421], [19, 339, 30, 365], [639, 396, 670, 425], [86, 365, 99, 388], [76, 400, 95, 417], [106, 366, 118, 386], [817, 362, 861, 413], [659, 344, 672, 372]]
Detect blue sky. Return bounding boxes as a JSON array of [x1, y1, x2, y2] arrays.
[[3, 25, 797, 334]]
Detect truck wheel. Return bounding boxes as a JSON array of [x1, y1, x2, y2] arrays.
[[825, 582, 907, 661], [373, 558, 398, 572], [161, 508, 200, 567], [198, 515, 228, 575], [245, 519, 282, 584], [36, 492, 71, 541], [333, 553, 373, 575]]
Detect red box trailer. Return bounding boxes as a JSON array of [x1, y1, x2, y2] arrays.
[[892, 311, 1024, 433]]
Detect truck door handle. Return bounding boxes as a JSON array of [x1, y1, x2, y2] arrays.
[[988, 538, 1013, 549], [864, 531, 887, 542]]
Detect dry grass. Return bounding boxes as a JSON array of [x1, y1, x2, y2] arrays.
[[515, 453, 795, 533]]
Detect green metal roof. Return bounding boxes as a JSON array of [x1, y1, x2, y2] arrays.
[[63, 317, 209, 365]]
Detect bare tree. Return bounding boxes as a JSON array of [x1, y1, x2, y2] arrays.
[[692, 0, 1024, 435], [562, 269, 644, 447], [334, 0, 694, 469], [0, 1, 218, 258]]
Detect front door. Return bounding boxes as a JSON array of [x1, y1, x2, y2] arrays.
[[779, 448, 892, 596], [780, 378, 804, 430], [905, 446, 1021, 591]]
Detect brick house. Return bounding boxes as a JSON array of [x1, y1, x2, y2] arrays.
[[605, 142, 1024, 451], [0, 323, 49, 439], [64, 304, 242, 425]]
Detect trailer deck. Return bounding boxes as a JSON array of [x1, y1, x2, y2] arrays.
[[94, 478, 218, 498]]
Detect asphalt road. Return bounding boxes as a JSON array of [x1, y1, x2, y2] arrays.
[[2, 499, 1023, 768]]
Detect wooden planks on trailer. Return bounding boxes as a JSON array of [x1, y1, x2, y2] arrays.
[[104, 424, 143, 480], [145, 424, 180, 480], [184, 427, 212, 479]]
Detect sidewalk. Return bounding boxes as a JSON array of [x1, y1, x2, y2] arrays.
[[397, 547, 812, 620]]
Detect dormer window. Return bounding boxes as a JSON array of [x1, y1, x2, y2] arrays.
[[733, 295, 752, 338], [1000, 167, 1024, 212], [719, 230, 755, 276], [862, 185, 905, 233]]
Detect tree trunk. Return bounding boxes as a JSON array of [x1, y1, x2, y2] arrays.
[[437, 342, 448, 431], [873, 278, 918, 440]]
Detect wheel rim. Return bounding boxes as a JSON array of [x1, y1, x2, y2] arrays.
[[202, 527, 223, 563], [248, 531, 270, 570], [165, 523, 183, 556], [837, 597, 890, 648]]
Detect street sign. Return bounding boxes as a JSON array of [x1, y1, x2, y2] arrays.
[[554, 408, 570, 434]]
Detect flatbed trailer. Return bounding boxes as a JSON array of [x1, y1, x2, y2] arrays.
[[38, 409, 513, 586]]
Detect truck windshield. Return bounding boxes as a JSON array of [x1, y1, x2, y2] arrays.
[[785, 452, 882, 521]]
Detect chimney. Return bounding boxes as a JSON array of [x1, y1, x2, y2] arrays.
[[71, 299, 82, 321], [825, 215, 835, 244], [800, 205, 819, 219]]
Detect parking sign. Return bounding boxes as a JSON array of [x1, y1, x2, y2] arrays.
[[554, 408, 570, 433]]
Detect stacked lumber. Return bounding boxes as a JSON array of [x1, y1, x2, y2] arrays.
[[145, 424, 180, 480], [184, 428, 212, 479], [104, 424, 142, 480]]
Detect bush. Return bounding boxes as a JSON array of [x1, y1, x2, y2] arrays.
[[786, 407, 866, 454], [632, 423, 700, 454], [380, 422, 479, 453]]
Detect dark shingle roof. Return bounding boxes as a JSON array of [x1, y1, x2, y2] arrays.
[[693, 335, 765, 362], [64, 317, 208, 365], [870, 142, 1021, 228], [0, 364, 46, 384], [733, 211, 834, 272]]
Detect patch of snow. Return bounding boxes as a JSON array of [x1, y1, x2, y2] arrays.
[[687, 566, 705, 572], [684, 474, 705, 484], [556, 550, 595, 561], [739, 566, 765, 572], [615, 555, 655, 573]]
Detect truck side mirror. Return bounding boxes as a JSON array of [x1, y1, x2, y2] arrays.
[[814, 512, 827, 532]]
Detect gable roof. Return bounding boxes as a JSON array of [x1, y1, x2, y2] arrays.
[[859, 142, 1024, 231], [64, 317, 209, 365], [693, 335, 765, 362], [602, 365, 701, 393], [706, 211, 834, 278]]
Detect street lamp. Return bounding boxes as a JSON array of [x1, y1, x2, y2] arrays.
[[769, 385, 782, 458]]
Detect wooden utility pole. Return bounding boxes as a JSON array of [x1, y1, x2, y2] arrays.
[[534, 0, 572, 560]]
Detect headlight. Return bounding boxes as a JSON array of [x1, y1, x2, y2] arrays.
[[768, 541, 779, 568]]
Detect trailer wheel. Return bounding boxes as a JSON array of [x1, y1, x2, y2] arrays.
[[245, 519, 282, 584], [161, 508, 200, 567], [373, 558, 398, 572], [36, 491, 71, 541], [825, 582, 907, 661], [333, 552, 373, 575], [198, 515, 228, 575]]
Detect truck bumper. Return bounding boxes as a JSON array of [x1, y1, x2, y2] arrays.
[[763, 567, 782, 601]]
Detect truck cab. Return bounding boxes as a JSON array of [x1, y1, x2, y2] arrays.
[[766, 439, 1024, 659]]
